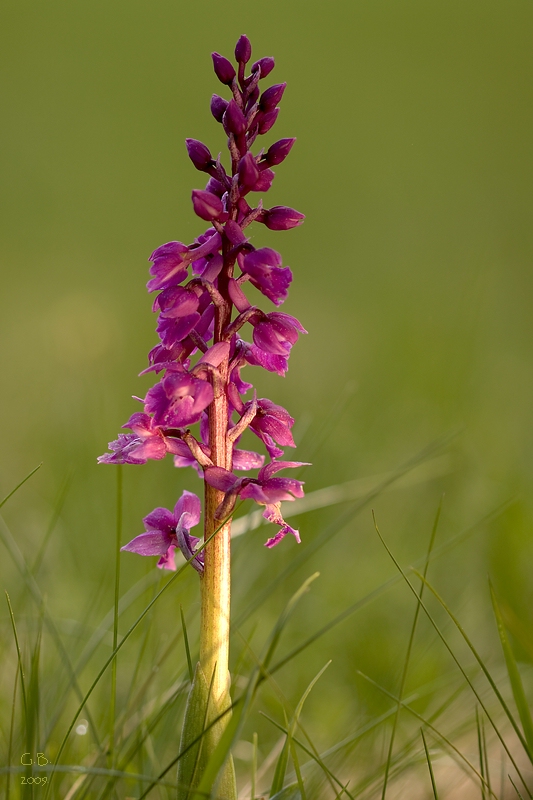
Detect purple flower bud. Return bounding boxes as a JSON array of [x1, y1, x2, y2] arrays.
[[238, 152, 260, 189], [262, 206, 305, 230], [211, 52, 236, 85], [204, 176, 225, 197], [246, 85, 260, 109], [257, 108, 279, 135], [264, 138, 296, 167], [192, 189, 224, 221], [251, 57, 275, 78], [210, 94, 228, 122], [185, 138, 213, 171], [259, 83, 286, 112], [223, 99, 247, 136], [224, 220, 247, 245], [253, 168, 275, 192], [235, 34, 252, 65]]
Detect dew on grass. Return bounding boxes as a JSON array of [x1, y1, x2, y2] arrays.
[[75, 719, 88, 735]]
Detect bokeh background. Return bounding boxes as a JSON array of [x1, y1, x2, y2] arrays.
[[1, 0, 533, 796]]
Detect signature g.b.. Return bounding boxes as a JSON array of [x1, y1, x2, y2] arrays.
[[21, 753, 48, 766]]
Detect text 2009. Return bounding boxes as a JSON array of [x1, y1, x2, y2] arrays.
[[21, 777, 48, 785]]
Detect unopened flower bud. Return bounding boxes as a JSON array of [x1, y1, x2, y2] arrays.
[[224, 220, 247, 245], [259, 83, 286, 112], [264, 138, 296, 167], [253, 168, 275, 192], [211, 52, 236, 85], [262, 205, 305, 230], [204, 177, 225, 197], [238, 152, 260, 188], [257, 108, 279, 135], [192, 189, 224, 221], [235, 34, 252, 65], [251, 57, 275, 79], [247, 85, 260, 106], [211, 94, 228, 122], [223, 99, 247, 136], [185, 139, 213, 171]]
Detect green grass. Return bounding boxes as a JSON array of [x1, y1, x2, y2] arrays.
[[1, 445, 532, 799]]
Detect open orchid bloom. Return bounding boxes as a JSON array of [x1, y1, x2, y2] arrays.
[[121, 491, 203, 573]]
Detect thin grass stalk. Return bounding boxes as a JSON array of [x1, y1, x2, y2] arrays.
[[6, 661, 19, 800], [181, 606, 194, 683], [30, 469, 72, 575], [358, 671, 498, 798], [381, 498, 442, 799], [0, 514, 102, 750], [413, 571, 533, 764], [373, 515, 532, 798], [421, 728, 439, 799], [0, 463, 42, 510], [477, 707, 487, 800], [251, 732, 258, 800], [44, 509, 235, 800], [109, 463, 123, 771]]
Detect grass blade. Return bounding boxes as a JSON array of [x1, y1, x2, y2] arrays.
[[372, 515, 531, 798], [30, 468, 72, 574], [6, 666, 19, 800], [490, 582, 533, 760], [421, 728, 439, 799], [357, 671, 496, 797], [270, 662, 330, 798], [5, 592, 28, 729], [381, 497, 442, 800], [234, 434, 458, 629], [109, 463, 122, 771], [181, 605, 194, 683], [270, 785, 301, 800], [509, 775, 526, 799], [0, 514, 102, 750], [414, 569, 533, 765], [0, 463, 42, 510], [268, 499, 512, 681], [476, 707, 487, 800], [270, 712, 290, 798], [251, 732, 258, 800]]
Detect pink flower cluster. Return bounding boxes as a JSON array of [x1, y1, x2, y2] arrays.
[[99, 35, 308, 570]]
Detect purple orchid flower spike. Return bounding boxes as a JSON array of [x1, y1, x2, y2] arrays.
[[121, 490, 203, 573], [99, 34, 309, 793], [100, 34, 308, 554]]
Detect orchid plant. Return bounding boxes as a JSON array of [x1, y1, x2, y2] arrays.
[[99, 34, 307, 798]]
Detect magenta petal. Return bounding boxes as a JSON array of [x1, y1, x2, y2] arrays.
[[204, 467, 240, 493], [198, 341, 231, 367], [143, 507, 177, 533], [259, 460, 310, 481], [174, 490, 201, 527], [129, 437, 168, 462], [255, 416, 295, 447], [232, 448, 265, 471], [157, 313, 202, 347], [157, 546, 177, 571], [263, 477, 305, 500], [264, 525, 300, 548], [262, 503, 301, 547], [121, 530, 174, 556], [239, 483, 270, 503]]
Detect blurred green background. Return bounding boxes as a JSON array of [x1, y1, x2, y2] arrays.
[[1, 0, 533, 795]]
